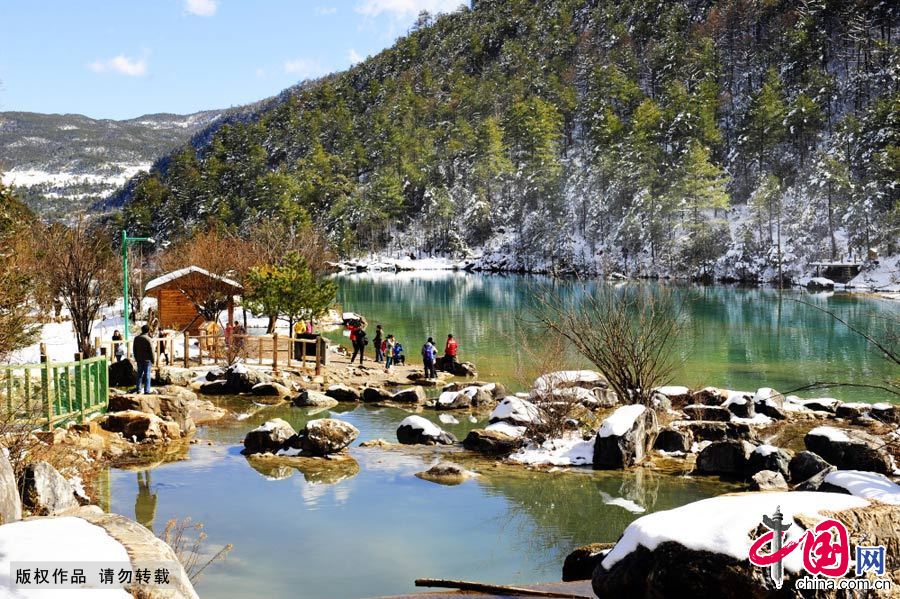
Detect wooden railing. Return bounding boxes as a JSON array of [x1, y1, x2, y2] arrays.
[[97, 333, 327, 374], [0, 351, 109, 430]]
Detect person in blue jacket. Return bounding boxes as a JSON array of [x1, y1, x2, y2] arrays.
[[421, 337, 437, 379]]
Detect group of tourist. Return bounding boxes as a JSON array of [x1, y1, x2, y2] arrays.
[[346, 321, 459, 378]]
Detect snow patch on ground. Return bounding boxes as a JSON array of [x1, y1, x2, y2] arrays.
[[600, 492, 870, 572], [484, 422, 526, 437], [848, 255, 900, 292], [509, 433, 594, 466], [807, 426, 851, 442]]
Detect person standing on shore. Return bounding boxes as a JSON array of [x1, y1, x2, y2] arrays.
[[112, 330, 125, 362], [351, 326, 367, 365], [421, 337, 437, 379], [132, 324, 154, 394], [384, 334, 396, 372], [444, 334, 458, 364], [373, 325, 384, 363]]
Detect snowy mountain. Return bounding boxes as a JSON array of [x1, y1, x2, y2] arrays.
[[117, 0, 898, 282], [0, 110, 222, 219]]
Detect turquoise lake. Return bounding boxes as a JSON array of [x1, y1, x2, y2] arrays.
[[106, 274, 897, 598]]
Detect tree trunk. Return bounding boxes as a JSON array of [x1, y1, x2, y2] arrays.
[[266, 314, 277, 335]]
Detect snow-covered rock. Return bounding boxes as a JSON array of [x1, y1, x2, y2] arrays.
[[20, 461, 80, 516], [594, 405, 658, 469], [396, 415, 456, 446], [0, 449, 20, 524], [242, 418, 297, 455], [695, 440, 754, 477], [462, 428, 523, 455], [286, 418, 359, 456], [594, 492, 874, 597], [533, 370, 607, 392], [325, 384, 361, 402], [822, 470, 900, 504], [489, 396, 542, 426], [804, 426, 893, 474]]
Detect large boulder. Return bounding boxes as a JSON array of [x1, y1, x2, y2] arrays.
[[0, 449, 22, 524], [690, 387, 730, 406], [745, 444, 792, 479], [325, 384, 361, 402], [361, 386, 393, 403], [652, 386, 691, 406], [242, 418, 296, 455], [462, 429, 523, 455], [153, 366, 195, 387], [436, 356, 478, 377], [107, 358, 137, 388], [396, 416, 456, 446], [751, 387, 788, 420], [20, 461, 79, 515], [392, 386, 427, 404], [788, 451, 833, 484], [835, 402, 872, 420], [562, 542, 614, 582], [722, 394, 755, 418], [97, 410, 181, 442], [594, 405, 658, 469], [592, 492, 886, 597], [695, 440, 754, 476], [683, 404, 731, 422], [198, 379, 230, 395], [225, 363, 272, 394], [108, 392, 195, 436], [290, 418, 359, 456], [292, 389, 338, 408], [679, 421, 755, 442], [653, 428, 692, 453], [437, 386, 491, 410], [750, 470, 789, 491], [804, 426, 893, 474], [251, 382, 292, 399]]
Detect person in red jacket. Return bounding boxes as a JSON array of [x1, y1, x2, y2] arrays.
[[444, 334, 458, 364]]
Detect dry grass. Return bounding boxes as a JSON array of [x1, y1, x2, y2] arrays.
[[160, 517, 233, 585]]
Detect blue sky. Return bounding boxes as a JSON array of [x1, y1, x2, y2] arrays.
[[0, 0, 466, 119]]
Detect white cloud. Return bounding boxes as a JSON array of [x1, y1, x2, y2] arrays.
[[283, 58, 327, 79], [255, 67, 266, 78], [355, 0, 464, 18], [185, 0, 218, 17], [347, 49, 364, 65], [88, 55, 147, 77], [314, 5, 337, 15]]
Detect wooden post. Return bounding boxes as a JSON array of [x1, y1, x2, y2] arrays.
[[272, 333, 279, 373], [73, 353, 84, 423], [154, 337, 161, 369], [315, 337, 325, 376], [258, 336, 263, 365], [184, 334, 190, 368], [94, 337, 101, 355], [40, 351, 51, 428]]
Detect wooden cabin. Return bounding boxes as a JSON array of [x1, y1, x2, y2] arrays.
[[144, 266, 242, 335]]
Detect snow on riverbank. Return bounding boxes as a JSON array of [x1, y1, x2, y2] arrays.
[[600, 492, 870, 573], [0, 517, 132, 597], [509, 433, 594, 466], [824, 470, 900, 505]]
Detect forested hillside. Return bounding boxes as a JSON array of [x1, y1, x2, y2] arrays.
[[119, 0, 898, 281]]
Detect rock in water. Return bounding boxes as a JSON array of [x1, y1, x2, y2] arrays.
[[391, 386, 427, 404], [292, 390, 338, 408], [21, 461, 79, 515], [97, 410, 181, 442], [295, 418, 359, 456], [153, 366, 194, 387], [804, 426, 893, 474], [108, 392, 195, 436], [562, 543, 614, 582], [251, 382, 292, 399], [462, 429, 523, 455], [695, 440, 755, 477], [325, 384, 361, 402], [593, 405, 658, 469], [396, 416, 456, 445], [242, 418, 296, 455], [361, 386, 393, 403], [415, 461, 474, 485], [0, 449, 21, 524], [592, 492, 887, 597]]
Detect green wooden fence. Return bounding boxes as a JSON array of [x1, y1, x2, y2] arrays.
[[0, 355, 109, 430]]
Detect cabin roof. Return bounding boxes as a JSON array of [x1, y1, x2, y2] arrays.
[[145, 266, 242, 293]]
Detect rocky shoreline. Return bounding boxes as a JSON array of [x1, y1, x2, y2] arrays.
[[2, 347, 898, 597]]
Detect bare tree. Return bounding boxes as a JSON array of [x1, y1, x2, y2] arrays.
[[531, 282, 685, 406], [37, 220, 119, 357]]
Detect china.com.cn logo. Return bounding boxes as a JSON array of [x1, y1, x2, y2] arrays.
[[748, 506, 891, 592]]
